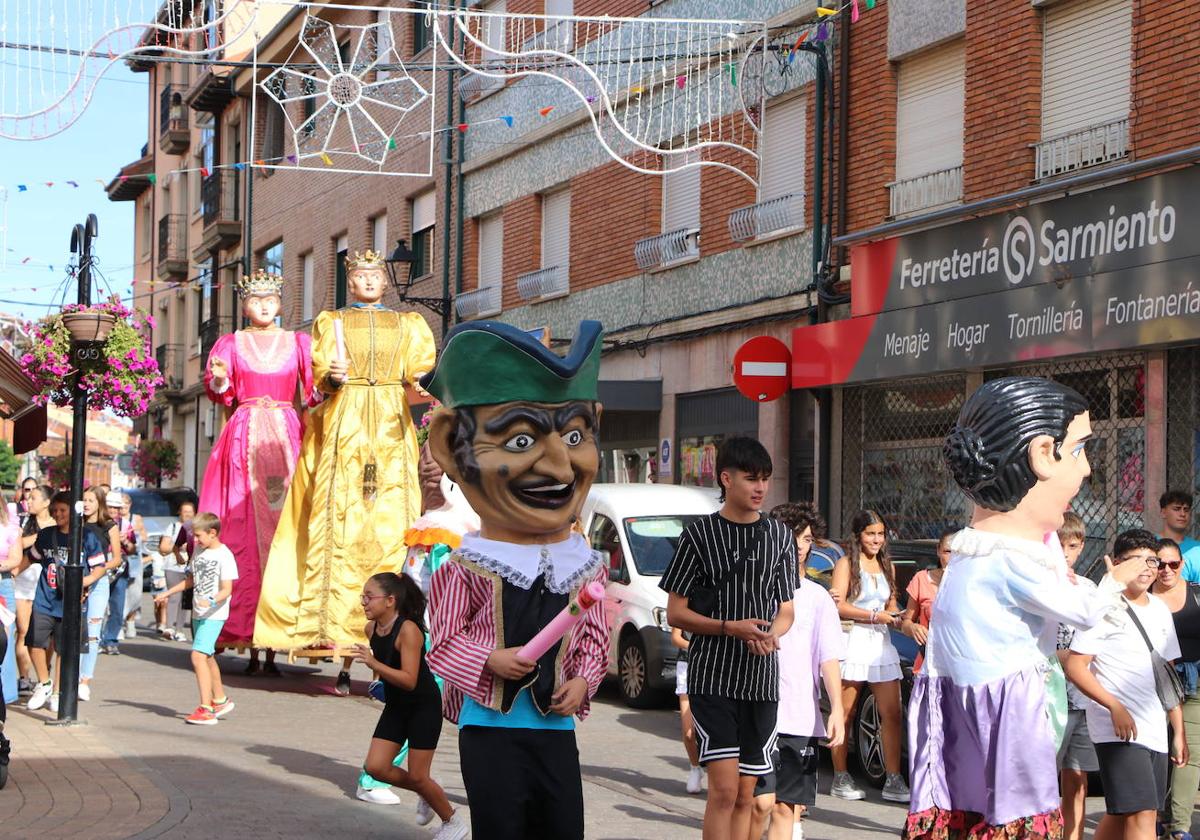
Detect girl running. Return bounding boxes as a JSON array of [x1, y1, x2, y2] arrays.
[[830, 510, 908, 803], [351, 573, 466, 840]]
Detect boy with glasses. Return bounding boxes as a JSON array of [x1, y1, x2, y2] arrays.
[[1066, 529, 1186, 840]]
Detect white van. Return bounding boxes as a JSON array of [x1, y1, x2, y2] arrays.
[[580, 483, 720, 708]]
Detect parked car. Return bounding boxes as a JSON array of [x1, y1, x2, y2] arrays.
[[581, 483, 720, 708], [125, 487, 198, 587], [812, 538, 940, 788]]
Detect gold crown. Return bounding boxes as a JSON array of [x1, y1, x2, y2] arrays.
[[235, 268, 284, 298], [346, 249, 386, 271]]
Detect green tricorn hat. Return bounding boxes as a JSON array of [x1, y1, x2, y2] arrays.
[[420, 320, 603, 408]]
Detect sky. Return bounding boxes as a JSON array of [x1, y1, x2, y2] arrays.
[[0, 65, 147, 322]]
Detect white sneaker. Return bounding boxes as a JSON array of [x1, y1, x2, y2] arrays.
[[416, 796, 435, 826], [432, 815, 469, 840], [125, 619, 137, 637], [78, 682, 91, 702], [47, 693, 59, 714], [27, 681, 51, 710], [686, 765, 704, 794], [830, 771, 865, 801], [355, 785, 400, 805], [793, 821, 805, 840]]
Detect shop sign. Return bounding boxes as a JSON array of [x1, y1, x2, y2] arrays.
[[850, 166, 1200, 317], [659, 439, 672, 477], [792, 253, 1200, 388]]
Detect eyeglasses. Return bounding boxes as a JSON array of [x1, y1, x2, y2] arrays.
[[1116, 554, 1161, 568], [360, 593, 389, 605]]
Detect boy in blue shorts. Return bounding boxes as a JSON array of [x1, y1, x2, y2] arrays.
[[156, 512, 238, 725]]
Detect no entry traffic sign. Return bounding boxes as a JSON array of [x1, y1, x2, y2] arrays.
[[733, 336, 791, 402]]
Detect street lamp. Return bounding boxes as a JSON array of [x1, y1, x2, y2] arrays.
[[383, 239, 451, 333]]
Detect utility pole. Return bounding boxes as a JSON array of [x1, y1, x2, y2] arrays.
[[50, 213, 98, 726]]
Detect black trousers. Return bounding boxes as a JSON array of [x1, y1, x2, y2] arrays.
[[0, 622, 7, 725], [459, 726, 584, 840]]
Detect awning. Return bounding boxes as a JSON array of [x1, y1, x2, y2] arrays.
[[597, 379, 662, 412], [0, 350, 47, 454]]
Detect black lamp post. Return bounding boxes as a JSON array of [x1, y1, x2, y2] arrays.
[[384, 239, 451, 337], [50, 213, 99, 726]]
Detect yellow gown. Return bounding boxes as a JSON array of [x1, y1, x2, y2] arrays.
[[254, 305, 436, 650]]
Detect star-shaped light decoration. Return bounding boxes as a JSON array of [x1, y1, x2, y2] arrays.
[[261, 14, 429, 166]]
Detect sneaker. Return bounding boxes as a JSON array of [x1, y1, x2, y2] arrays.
[[882, 773, 911, 803], [830, 771, 865, 801], [793, 821, 804, 840], [415, 796, 434, 825], [117, 628, 125, 641], [355, 785, 400, 805], [1167, 833, 1194, 840], [335, 670, 351, 697], [125, 619, 137, 637], [47, 693, 59, 714], [17, 677, 33, 696], [26, 681, 51, 711], [686, 765, 704, 794], [211, 698, 235, 718], [78, 682, 91, 702], [432, 815, 469, 840], [109, 644, 121, 655], [0, 729, 9, 791], [185, 706, 218, 726]]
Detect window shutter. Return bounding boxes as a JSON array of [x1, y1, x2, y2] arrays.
[[663, 150, 700, 233], [372, 215, 388, 253], [760, 95, 806, 202], [545, 0, 572, 15], [478, 214, 503, 290], [1042, 0, 1131, 139], [541, 189, 571, 272], [413, 189, 436, 233], [896, 39, 965, 181], [301, 253, 314, 322]]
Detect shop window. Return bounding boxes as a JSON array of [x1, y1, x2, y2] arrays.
[[676, 388, 758, 488]]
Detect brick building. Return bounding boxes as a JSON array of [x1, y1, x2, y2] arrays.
[[793, 0, 1200, 565]]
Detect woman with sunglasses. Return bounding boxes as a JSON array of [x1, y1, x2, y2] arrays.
[[1153, 538, 1200, 840]]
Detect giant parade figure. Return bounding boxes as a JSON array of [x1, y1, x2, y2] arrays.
[[904, 377, 1144, 839], [199, 269, 319, 672], [255, 249, 436, 680], [423, 320, 611, 840]]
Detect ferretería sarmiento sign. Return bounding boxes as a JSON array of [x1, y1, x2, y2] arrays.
[[849, 166, 1200, 318], [791, 167, 1200, 389]]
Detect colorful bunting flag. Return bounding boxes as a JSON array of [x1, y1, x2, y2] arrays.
[[388, 137, 397, 149], [815, 22, 829, 41], [457, 123, 469, 133], [200, 166, 210, 178], [501, 115, 514, 127], [676, 75, 687, 89], [851, 0, 860, 23], [320, 152, 333, 166], [816, 6, 837, 16], [147, 174, 157, 184], [67, 181, 78, 188], [286, 154, 297, 164], [540, 106, 555, 116], [16, 185, 26, 192]]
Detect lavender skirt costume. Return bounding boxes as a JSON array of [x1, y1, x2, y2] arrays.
[[905, 529, 1121, 835]]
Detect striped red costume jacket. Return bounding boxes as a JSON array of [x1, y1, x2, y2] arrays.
[[428, 538, 611, 724]]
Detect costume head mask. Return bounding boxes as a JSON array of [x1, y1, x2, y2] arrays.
[[944, 376, 1091, 517], [422, 321, 604, 543], [345, 249, 388, 304]]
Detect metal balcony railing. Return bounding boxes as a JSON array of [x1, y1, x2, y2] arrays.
[[455, 285, 503, 320], [728, 193, 805, 242], [521, 18, 576, 54], [154, 343, 183, 392], [159, 84, 187, 135], [634, 228, 699, 270], [201, 169, 239, 227], [516, 265, 569, 301], [199, 317, 229, 363], [887, 166, 964, 218], [157, 214, 187, 265], [1034, 117, 1129, 181]]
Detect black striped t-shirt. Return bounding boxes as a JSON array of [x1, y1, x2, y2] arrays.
[[660, 512, 798, 701]]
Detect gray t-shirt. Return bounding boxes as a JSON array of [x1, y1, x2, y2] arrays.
[[190, 544, 238, 621]]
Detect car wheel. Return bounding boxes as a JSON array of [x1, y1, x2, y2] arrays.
[[855, 692, 887, 788], [618, 633, 655, 708]]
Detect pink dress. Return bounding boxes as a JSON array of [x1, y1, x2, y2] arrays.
[[199, 330, 319, 646]]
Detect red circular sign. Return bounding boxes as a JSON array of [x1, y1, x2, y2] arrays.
[[733, 336, 792, 403]]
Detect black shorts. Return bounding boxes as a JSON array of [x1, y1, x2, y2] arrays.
[[775, 734, 819, 806], [26, 610, 83, 651], [372, 697, 443, 751], [1094, 741, 1169, 815], [690, 694, 778, 776]]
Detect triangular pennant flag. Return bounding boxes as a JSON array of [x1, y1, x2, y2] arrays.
[[200, 166, 210, 178], [118, 176, 128, 183], [256, 159, 267, 166], [44, 182, 53, 187], [631, 85, 645, 95], [16, 185, 26, 192], [388, 137, 397, 149], [675, 75, 687, 89], [94, 179, 106, 187], [233, 162, 246, 170], [815, 22, 829, 41], [48, 265, 53, 272], [286, 155, 297, 164], [457, 123, 469, 133], [539, 106, 555, 116], [67, 181, 78, 188], [586, 95, 597, 103], [816, 6, 837, 16], [320, 152, 333, 166], [500, 115, 514, 127], [20, 257, 29, 264], [866, 0, 876, 8], [851, 0, 860, 22], [147, 174, 157, 184]]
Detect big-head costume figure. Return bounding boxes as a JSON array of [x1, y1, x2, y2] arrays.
[[905, 377, 1142, 840], [423, 320, 610, 840]]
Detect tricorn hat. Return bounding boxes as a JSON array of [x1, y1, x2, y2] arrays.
[[420, 320, 602, 408]]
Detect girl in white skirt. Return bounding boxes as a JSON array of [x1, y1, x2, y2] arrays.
[[830, 510, 908, 804]]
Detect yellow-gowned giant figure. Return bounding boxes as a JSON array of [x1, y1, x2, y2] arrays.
[[254, 249, 436, 652]]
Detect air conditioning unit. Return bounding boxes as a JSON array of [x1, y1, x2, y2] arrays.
[[202, 405, 216, 440]]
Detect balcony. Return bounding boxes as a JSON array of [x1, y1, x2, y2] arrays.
[[199, 317, 229, 364], [455, 285, 502, 320], [458, 72, 504, 100], [156, 214, 188, 280], [887, 165, 964, 218], [516, 265, 569, 302], [728, 193, 805, 242], [634, 228, 699, 271], [158, 84, 188, 154], [184, 65, 235, 113], [154, 343, 184, 395], [196, 170, 240, 258], [1034, 117, 1129, 181]]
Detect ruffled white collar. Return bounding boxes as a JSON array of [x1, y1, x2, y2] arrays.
[[458, 532, 602, 593], [950, 527, 1062, 571]]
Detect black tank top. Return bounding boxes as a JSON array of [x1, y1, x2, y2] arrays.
[[370, 618, 439, 705], [1172, 584, 1200, 664]]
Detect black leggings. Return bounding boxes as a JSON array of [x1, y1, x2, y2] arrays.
[[0, 623, 7, 725]]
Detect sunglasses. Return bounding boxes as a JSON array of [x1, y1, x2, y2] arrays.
[[1160, 559, 1184, 571]]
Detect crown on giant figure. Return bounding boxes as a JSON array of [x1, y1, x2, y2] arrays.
[[235, 268, 284, 298], [346, 249, 386, 271]]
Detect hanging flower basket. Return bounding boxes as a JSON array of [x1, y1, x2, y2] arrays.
[[19, 297, 164, 418], [61, 311, 116, 344], [131, 439, 181, 486]]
